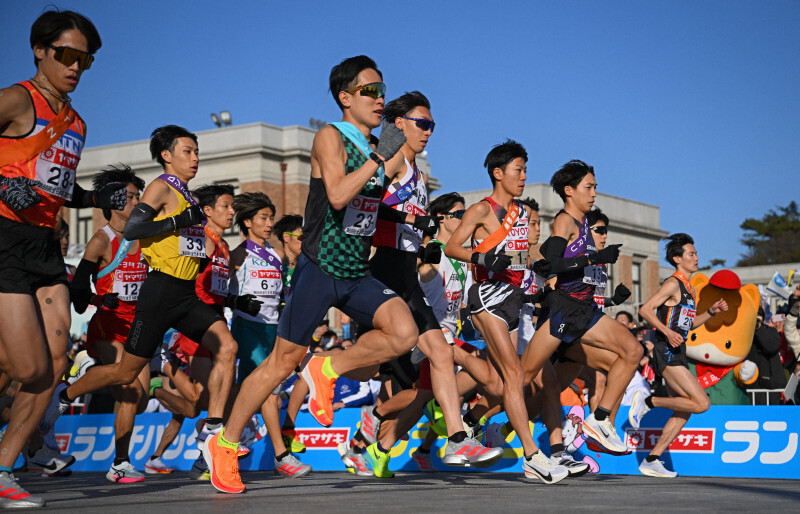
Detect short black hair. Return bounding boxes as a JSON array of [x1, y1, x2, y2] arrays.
[[664, 232, 694, 268], [550, 160, 595, 202], [484, 139, 527, 184], [233, 192, 275, 236], [149, 125, 198, 168], [329, 55, 382, 110], [273, 214, 304, 246], [615, 311, 633, 324], [30, 9, 101, 67], [193, 184, 234, 210], [519, 197, 539, 213], [383, 91, 430, 124], [92, 164, 145, 220], [429, 192, 465, 217], [587, 207, 609, 227]]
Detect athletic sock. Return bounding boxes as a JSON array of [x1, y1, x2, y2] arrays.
[[478, 416, 489, 426], [646, 454, 660, 463], [205, 418, 223, 431], [218, 431, 239, 450], [417, 446, 431, 454], [448, 431, 468, 444], [645, 396, 655, 409], [113, 457, 127, 466], [373, 408, 386, 421], [276, 451, 290, 461], [352, 445, 362, 454], [463, 411, 479, 428], [149, 454, 159, 461], [0, 466, 12, 474], [376, 442, 389, 454], [550, 443, 565, 457], [594, 407, 611, 422], [524, 450, 542, 461]]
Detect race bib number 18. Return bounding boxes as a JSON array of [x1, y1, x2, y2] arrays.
[[179, 226, 206, 258]]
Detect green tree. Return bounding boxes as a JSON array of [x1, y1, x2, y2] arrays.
[[738, 201, 800, 266]]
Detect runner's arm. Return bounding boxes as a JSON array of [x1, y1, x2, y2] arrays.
[[638, 278, 684, 347], [70, 232, 110, 313], [0, 85, 32, 138], [691, 298, 728, 328], [123, 181, 201, 240], [444, 201, 488, 263]]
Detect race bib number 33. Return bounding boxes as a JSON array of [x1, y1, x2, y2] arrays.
[[179, 226, 206, 258]]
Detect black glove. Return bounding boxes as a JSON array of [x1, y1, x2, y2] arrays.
[[174, 205, 204, 229], [594, 243, 622, 265], [412, 215, 439, 237], [93, 182, 128, 210], [235, 294, 263, 316], [522, 284, 553, 305], [471, 248, 511, 274], [101, 292, 120, 309], [418, 244, 442, 264], [0, 176, 41, 210], [610, 284, 631, 306], [530, 258, 552, 277], [375, 120, 407, 161]]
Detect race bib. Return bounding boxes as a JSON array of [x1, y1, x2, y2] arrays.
[[34, 137, 81, 200], [343, 195, 379, 236], [248, 269, 281, 296], [583, 265, 606, 286], [113, 270, 146, 302], [179, 226, 206, 257], [505, 224, 529, 271], [211, 265, 229, 295], [677, 305, 696, 331]]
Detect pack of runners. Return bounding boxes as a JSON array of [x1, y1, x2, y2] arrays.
[[0, 9, 731, 508]]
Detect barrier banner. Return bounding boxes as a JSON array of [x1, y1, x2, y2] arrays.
[[52, 405, 799, 478]]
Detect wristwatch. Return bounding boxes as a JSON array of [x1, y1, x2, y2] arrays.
[[369, 152, 384, 166]]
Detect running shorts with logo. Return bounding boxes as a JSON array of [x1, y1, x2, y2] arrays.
[[124, 270, 223, 359], [171, 304, 223, 360], [651, 274, 696, 373], [467, 280, 524, 331], [652, 338, 689, 373], [539, 289, 604, 344], [277, 253, 398, 346]]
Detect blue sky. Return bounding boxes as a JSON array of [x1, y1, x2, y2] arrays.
[[3, 1, 799, 267]]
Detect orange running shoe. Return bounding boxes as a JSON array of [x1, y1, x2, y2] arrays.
[[300, 356, 337, 427], [202, 432, 245, 494]]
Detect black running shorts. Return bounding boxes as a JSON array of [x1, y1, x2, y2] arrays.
[[124, 270, 223, 359], [0, 216, 67, 294], [651, 338, 689, 374], [538, 289, 604, 344], [467, 280, 524, 331]]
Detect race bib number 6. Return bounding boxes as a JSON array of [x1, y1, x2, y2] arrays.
[[179, 226, 206, 258], [343, 196, 379, 236]]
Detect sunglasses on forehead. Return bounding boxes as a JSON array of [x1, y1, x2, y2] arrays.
[[400, 116, 435, 133], [590, 225, 607, 235], [344, 82, 386, 99], [48, 45, 94, 70]]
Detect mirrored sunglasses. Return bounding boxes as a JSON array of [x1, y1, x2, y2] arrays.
[[344, 82, 385, 99], [49, 45, 94, 70], [400, 116, 435, 133]]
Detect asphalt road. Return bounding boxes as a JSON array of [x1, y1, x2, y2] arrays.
[[19, 470, 800, 512]]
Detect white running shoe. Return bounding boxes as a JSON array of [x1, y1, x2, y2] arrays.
[[442, 437, 503, 468], [106, 461, 145, 483], [0, 471, 45, 508], [195, 420, 221, 452], [583, 413, 627, 453], [639, 458, 678, 478], [412, 449, 436, 472], [144, 456, 174, 474], [359, 406, 381, 445], [523, 451, 569, 484], [553, 453, 590, 477], [273, 453, 312, 478], [337, 442, 373, 477], [628, 391, 651, 430], [27, 444, 76, 474], [485, 422, 508, 448]]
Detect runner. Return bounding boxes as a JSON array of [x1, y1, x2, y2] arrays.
[[0, 10, 120, 508], [520, 160, 642, 454], [204, 55, 418, 494], [444, 140, 568, 484], [228, 192, 311, 478], [51, 125, 239, 457], [631, 233, 727, 477], [360, 91, 499, 477]]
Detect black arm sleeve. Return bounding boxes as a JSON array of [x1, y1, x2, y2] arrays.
[[123, 204, 176, 241], [63, 183, 95, 208], [69, 258, 99, 314], [378, 202, 409, 224], [540, 236, 591, 275]]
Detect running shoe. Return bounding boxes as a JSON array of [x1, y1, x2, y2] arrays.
[[364, 443, 394, 478], [422, 399, 447, 437], [584, 439, 632, 456], [301, 356, 337, 427], [196, 421, 221, 452], [188, 455, 210, 481], [106, 461, 145, 483], [0, 471, 45, 508], [72, 354, 97, 382], [337, 442, 373, 477], [639, 458, 678, 478], [412, 449, 437, 473], [554, 453, 590, 478], [359, 405, 382, 445], [582, 413, 628, 454], [274, 454, 312, 478], [36, 382, 71, 436], [485, 422, 511, 448], [522, 451, 569, 484], [442, 437, 503, 468], [240, 415, 262, 449], [202, 432, 245, 494], [281, 430, 307, 454], [27, 444, 76, 475], [144, 456, 174, 474], [628, 391, 651, 430]]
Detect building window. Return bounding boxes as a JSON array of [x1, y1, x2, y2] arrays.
[[607, 263, 614, 294], [632, 262, 642, 305], [76, 208, 94, 245]]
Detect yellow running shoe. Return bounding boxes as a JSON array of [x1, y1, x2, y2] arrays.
[[364, 443, 394, 478]]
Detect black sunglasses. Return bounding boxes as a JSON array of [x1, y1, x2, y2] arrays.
[[49, 45, 94, 70], [439, 209, 464, 219], [400, 116, 435, 133], [590, 225, 607, 235]]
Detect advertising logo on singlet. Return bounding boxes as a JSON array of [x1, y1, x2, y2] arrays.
[[35, 123, 83, 200]]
